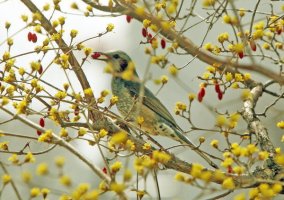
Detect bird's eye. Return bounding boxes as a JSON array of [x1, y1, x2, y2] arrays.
[[120, 59, 128, 71], [113, 54, 120, 59]]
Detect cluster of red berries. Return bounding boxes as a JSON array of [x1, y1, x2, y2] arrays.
[[198, 83, 223, 102], [37, 117, 45, 136], [125, 15, 166, 49], [141, 28, 166, 49], [214, 83, 223, 100], [27, 32, 37, 43]]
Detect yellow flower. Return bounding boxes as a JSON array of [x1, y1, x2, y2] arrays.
[[190, 163, 204, 178], [41, 188, 50, 199], [2, 174, 11, 185], [24, 152, 36, 163], [225, 72, 233, 82], [83, 88, 93, 97], [16, 100, 27, 114], [2, 97, 10, 107], [106, 23, 114, 32], [78, 127, 87, 136], [21, 171, 32, 183], [55, 91, 67, 100], [125, 139, 135, 151], [59, 175, 72, 187], [30, 187, 41, 198], [36, 163, 49, 175], [55, 156, 65, 167], [84, 190, 99, 200], [72, 183, 90, 199], [218, 32, 229, 43], [123, 169, 132, 182], [152, 150, 171, 164], [216, 115, 227, 127], [110, 182, 125, 194], [233, 166, 245, 175], [200, 171, 212, 182], [262, 43, 270, 50], [175, 172, 185, 182], [168, 64, 178, 76], [249, 187, 259, 199], [259, 183, 274, 198], [188, 93, 195, 101], [234, 73, 243, 82], [234, 193, 245, 200], [210, 139, 219, 148], [241, 89, 252, 100], [202, 0, 215, 7], [160, 75, 168, 84], [60, 128, 68, 137], [176, 102, 187, 111], [110, 95, 119, 105], [277, 121, 284, 129], [0, 142, 9, 150], [135, 6, 145, 15], [252, 29, 264, 40], [223, 15, 231, 24], [272, 183, 282, 194], [221, 157, 233, 167], [21, 14, 28, 22], [38, 130, 53, 143], [110, 131, 128, 145], [232, 43, 244, 53], [111, 161, 122, 173], [275, 154, 284, 166], [8, 154, 19, 164], [150, 24, 158, 32], [142, 142, 151, 150], [258, 151, 269, 160], [99, 129, 108, 138], [222, 177, 235, 189], [84, 47, 93, 56]]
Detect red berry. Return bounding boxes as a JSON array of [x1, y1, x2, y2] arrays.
[[227, 166, 233, 173], [161, 38, 166, 49], [37, 130, 42, 136], [28, 32, 33, 41], [142, 28, 147, 37], [249, 40, 256, 51], [126, 15, 132, 23], [238, 51, 244, 59], [91, 52, 101, 59], [148, 33, 152, 40], [38, 64, 43, 74], [200, 87, 205, 98], [198, 92, 203, 102], [217, 92, 223, 100], [215, 83, 221, 93], [39, 117, 45, 127], [32, 33, 37, 43], [102, 167, 107, 174], [74, 107, 79, 116]]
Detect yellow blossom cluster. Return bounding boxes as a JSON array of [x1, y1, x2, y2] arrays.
[[249, 183, 283, 199]]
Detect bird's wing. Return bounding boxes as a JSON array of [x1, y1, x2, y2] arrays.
[[124, 80, 178, 127]]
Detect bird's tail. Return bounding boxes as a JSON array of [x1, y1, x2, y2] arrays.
[[175, 129, 218, 169]]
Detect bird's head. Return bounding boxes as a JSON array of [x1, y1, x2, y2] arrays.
[[94, 50, 132, 72]]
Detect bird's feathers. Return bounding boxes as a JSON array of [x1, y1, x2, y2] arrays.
[[123, 80, 178, 127]]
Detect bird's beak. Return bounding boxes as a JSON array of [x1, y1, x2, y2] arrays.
[[92, 52, 110, 61]]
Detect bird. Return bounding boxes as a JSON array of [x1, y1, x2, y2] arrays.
[[94, 50, 217, 168]]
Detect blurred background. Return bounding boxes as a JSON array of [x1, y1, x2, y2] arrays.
[[0, 0, 283, 199]]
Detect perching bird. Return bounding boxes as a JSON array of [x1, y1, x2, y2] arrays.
[[95, 50, 217, 168]]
